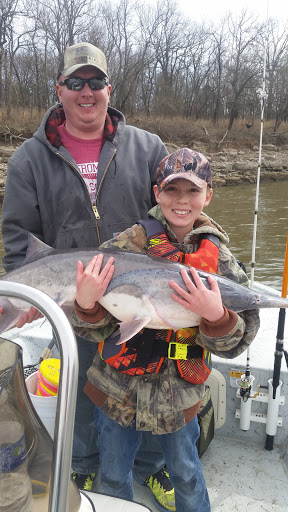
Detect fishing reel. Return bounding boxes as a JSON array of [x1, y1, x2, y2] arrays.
[[236, 374, 260, 402]]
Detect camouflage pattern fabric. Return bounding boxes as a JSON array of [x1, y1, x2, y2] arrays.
[[156, 148, 212, 190], [75, 205, 260, 434]]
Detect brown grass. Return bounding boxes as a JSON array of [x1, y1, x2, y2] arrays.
[[127, 116, 288, 149], [0, 108, 46, 141], [1, 108, 288, 149]]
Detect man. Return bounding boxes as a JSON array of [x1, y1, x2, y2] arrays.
[[1, 42, 175, 511]]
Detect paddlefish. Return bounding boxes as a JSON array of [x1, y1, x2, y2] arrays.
[[0, 234, 287, 343]]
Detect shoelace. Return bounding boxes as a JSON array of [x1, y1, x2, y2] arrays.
[[149, 469, 173, 492]]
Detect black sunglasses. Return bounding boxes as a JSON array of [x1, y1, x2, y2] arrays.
[[58, 76, 109, 91]]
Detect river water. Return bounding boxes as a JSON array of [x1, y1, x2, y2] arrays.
[[0, 179, 287, 290], [206, 180, 288, 292]]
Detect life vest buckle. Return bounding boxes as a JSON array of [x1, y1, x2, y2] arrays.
[[168, 342, 188, 360]]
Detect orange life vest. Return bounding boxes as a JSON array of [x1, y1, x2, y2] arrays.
[[99, 219, 219, 384]]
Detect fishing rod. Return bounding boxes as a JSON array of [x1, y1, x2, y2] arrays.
[[239, 3, 269, 405], [265, 232, 288, 450]]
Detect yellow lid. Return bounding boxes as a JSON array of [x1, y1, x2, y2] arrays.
[[39, 358, 60, 386]]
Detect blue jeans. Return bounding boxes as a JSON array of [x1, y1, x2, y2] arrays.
[[94, 407, 211, 512], [72, 335, 165, 479]]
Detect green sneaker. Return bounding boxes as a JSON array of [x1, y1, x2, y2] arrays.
[[72, 471, 95, 491], [144, 468, 176, 512]]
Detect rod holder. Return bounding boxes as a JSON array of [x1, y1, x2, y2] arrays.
[[266, 379, 283, 436], [236, 374, 255, 431], [239, 393, 253, 431], [235, 379, 284, 434]]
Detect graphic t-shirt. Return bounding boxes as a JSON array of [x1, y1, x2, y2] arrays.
[[58, 123, 102, 205]]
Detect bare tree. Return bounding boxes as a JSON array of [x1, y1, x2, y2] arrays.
[[0, 0, 19, 105], [208, 24, 227, 124], [260, 19, 288, 130], [94, 0, 145, 113], [181, 22, 215, 119], [136, 0, 195, 116], [27, 0, 95, 56], [2, 0, 288, 127], [224, 10, 263, 130]]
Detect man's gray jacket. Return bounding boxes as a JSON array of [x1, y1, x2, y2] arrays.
[[2, 104, 168, 271]]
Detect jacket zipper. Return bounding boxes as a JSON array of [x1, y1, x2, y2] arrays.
[[94, 149, 117, 216], [56, 149, 116, 244], [56, 151, 95, 209]]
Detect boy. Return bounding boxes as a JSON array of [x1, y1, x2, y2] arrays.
[[73, 148, 260, 511]]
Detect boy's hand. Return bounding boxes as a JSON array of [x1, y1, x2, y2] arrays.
[[76, 254, 115, 310], [169, 267, 225, 323]]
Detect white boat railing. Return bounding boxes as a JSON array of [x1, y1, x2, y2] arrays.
[[0, 281, 79, 512]]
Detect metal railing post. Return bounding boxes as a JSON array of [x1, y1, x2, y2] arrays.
[[0, 281, 79, 512]]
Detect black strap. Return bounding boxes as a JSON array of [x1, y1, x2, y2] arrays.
[[126, 331, 203, 360], [138, 218, 164, 238], [202, 233, 220, 248], [131, 330, 156, 365], [152, 340, 203, 359], [139, 218, 220, 249]]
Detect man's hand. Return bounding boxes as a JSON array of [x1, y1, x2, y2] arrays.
[[0, 305, 43, 328], [16, 307, 44, 328], [169, 267, 225, 323], [76, 254, 115, 310]]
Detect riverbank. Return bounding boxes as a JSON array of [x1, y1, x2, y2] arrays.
[[0, 142, 288, 199]]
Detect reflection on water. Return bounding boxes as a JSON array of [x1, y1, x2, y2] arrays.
[[0, 179, 287, 290], [206, 180, 288, 291]]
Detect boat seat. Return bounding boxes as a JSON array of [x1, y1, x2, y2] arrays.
[[206, 368, 226, 429]]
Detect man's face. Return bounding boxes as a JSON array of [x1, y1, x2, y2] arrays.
[[56, 66, 111, 139]]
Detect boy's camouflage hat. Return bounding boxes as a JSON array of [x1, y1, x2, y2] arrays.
[[156, 148, 212, 190]]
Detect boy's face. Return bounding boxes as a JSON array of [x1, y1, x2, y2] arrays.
[[153, 178, 213, 242]]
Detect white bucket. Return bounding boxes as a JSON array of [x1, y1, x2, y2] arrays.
[[25, 371, 57, 439]]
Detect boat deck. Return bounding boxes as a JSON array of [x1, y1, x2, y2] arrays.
[[202, 434, 287, 511], [89, 434, 287, 512]]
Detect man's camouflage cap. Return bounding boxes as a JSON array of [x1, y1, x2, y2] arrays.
[[57, 42, 108, 79], [156, 148, 212, 190]]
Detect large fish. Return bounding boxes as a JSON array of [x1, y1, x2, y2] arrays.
[[0, 234, 288, 343]]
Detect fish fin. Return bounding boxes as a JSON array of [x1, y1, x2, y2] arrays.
[[115, 316, 152, 345], [0, 298, 27, 334], [22, 234, 54, 265]]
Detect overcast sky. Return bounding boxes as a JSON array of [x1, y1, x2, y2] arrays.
[[180, 0, 286, 21], [143, 0, 288, 23]]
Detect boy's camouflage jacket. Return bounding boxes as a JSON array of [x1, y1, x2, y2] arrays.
[[72, 205, 260, 434]]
